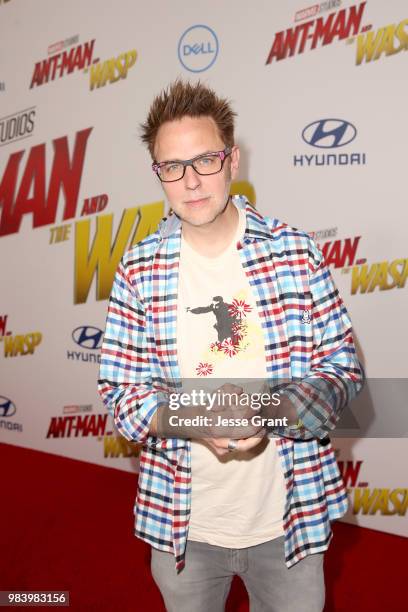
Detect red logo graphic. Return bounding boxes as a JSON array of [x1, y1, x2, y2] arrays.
[[266, 2, 366, 63], [0, 128, 92, 236]]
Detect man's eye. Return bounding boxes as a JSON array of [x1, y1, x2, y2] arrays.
[[196, 156, 216, 167], [163, 163, 182, 174]]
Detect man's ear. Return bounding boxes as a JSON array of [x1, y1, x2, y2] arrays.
[[230, 145, 240, 180]]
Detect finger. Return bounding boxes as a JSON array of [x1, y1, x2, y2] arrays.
[[236, 436, 264, 453], [203, 437, 232, 457], [218, 383, 243, 395], [238, 428, 267, 446], [228, 424, 264, 439]]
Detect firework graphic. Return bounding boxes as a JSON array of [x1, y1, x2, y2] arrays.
[[221, 337, 239, 357], [210, 341, 223, 352], [196, 362, 214, 376], [231, 322, 244, 342], [228, 299, 252, 319]]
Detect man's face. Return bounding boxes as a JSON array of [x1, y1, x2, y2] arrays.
[[153, 116, 239, 228]]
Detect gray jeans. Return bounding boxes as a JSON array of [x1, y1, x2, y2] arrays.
[[151, 536, 325, 612]]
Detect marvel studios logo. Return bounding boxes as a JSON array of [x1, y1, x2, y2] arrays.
[[63, 404, 93, 415]]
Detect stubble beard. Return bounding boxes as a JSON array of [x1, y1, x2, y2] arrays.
[[177, 171, 233, 228]]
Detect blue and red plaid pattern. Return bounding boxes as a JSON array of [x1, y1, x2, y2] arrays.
[[98, 195, 364, 571]]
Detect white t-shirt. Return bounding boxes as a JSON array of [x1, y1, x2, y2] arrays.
[[176, 203, 286, 548]]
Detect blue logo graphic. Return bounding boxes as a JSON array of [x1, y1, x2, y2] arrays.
[[302, 119, 357, 148], [0, 396, 16, 418], [72, 326, 103, 350], [178, 25, 219, 73]]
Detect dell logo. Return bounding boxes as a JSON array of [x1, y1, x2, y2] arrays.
[[178, 25, 219, 72], [183, 42, 215, 56]]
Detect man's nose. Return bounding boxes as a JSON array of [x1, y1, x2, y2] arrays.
[[183, 164, 201, 189]]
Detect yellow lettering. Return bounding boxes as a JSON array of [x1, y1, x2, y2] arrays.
[[356, 20, 408, 64], [104, 435, 141, 458], [14, 335, 24, 356], [370, 488, 394, 515], [395, 19, 408, 49], [374, 25, 397, 59], [351, 263, 377, 294], [352, 259, 408, 293], [89, 50, 137, 89], [390, 488, 408, 516], [4, 335, 15, 357], [129, 202, 164, 247], [3, 332, 42, 356], [106, 58, 119, 84], [125, 50, 137, 71], [24, 334, 34, 354], [115, 53, 127, 78], [49, 224, 71, 243], [103, 435, 119, 457], [74, 201, 164, 304], [369, 261, 394, 292], [356, 28, 385, 65], [89, 62, 103, 90], [352, 488, 378, 514], [230, 181, 256, 207], [389, 258, 408, 288]]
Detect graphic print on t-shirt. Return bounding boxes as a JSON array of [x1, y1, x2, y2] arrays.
[[184, 290, 268, 376]]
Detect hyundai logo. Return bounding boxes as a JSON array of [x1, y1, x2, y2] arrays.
[[302, 119, 357, 148], [0, 396, 16, 418], [72, 326, 103, 350], [178, 25, 219, 73]]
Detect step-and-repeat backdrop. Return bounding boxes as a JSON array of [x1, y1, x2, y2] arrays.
[[0, 0, 407, 537]]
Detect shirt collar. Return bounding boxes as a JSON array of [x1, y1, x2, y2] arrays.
[[158, 195, 273, 243]]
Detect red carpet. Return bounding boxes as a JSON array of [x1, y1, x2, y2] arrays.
[[1, 442, 405, 611]]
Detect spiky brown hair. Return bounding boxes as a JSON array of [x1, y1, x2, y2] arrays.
[[140, 79, 236, 159]]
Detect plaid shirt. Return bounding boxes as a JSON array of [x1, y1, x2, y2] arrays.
[[98, 195, 364, 571]]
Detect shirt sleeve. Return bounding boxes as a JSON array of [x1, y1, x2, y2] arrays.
[[275, 237, 365, 440], [97, 257, 167, 444]]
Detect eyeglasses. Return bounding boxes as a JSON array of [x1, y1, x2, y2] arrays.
[[152, 147, 232, 182]]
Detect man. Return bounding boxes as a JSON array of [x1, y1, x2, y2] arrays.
[[98, 80, 364, 611], [187, 296, 238, 343]]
